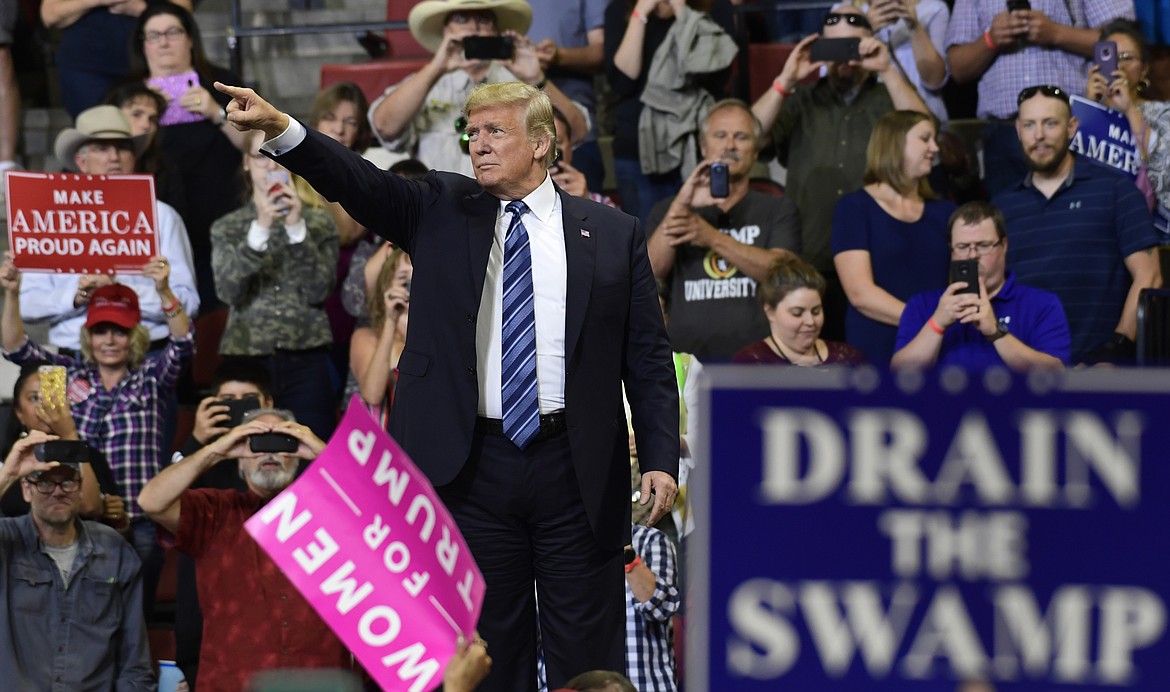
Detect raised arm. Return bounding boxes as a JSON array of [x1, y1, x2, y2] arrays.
[[141, 255, 190, 339], [1, 253, 25, 351], [137, 422, 259, 534]]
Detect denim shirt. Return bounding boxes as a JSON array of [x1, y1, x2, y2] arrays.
[[0, 515, 155, 691]]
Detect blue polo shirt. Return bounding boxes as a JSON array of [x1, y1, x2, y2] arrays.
[[993, 156, 1158, 362], [895, 272, 1072, 369]]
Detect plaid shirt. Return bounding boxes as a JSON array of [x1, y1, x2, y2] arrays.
[[536, 524, 681, 691], [626, 524, 681, 691], [945, 0, 1133, 118], [5, 333, 193, 520]]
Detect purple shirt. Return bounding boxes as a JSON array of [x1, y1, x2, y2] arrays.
[[5, 333, 193, 519], [894, 272, 1071, 369], [945, 0, 1133, 118]]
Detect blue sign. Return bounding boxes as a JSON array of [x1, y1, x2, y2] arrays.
[[1069, 95, 1140, 180], [689, 367, 1170, 690]]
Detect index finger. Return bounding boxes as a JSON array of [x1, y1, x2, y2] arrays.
[[213, 81, 251, 100]]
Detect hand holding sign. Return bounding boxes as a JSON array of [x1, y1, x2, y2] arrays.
[[1, 253, 19, 294]]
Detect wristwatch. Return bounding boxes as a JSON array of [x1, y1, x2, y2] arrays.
[[986, 324, 1009, 343], [624, 547, 637, 565]]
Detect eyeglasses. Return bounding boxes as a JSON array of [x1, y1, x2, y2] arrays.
[[448, 12, 496, 28], [26, 476, 80, 494], [144, 26, 186, 44], [1017, 85, 1069, 106], [823, 12, 873, 32], [1118, 51, 1138, 63], [951, 240, 1003, 256], [455, 116, 470, 155]]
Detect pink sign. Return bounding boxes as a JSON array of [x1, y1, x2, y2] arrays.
[[245, 401, 485, 692]]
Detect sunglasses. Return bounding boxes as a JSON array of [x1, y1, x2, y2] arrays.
[[1017, 85, 1069, 106], [823, 12, 873, 32], [455, 116, 470, 155]]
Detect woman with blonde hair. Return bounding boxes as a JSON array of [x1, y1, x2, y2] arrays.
[[348, 247, 412, 428], [832, 109, 955, 366]]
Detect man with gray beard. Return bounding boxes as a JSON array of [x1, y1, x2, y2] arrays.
[[138, 409, 353, 690]]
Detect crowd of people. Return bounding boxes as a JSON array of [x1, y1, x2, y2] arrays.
[[0, 0, 1166, 689]]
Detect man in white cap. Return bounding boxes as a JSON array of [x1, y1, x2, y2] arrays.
[[20, 105, 199, 359], [368, 0, 589, 177]]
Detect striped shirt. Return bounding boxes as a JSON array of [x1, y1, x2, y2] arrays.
[[945, 0, 1133, 118], [4, 334, 193, 519], [995, 156, 1158, 361]]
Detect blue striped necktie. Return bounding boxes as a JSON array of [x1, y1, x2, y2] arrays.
[[501, 200, 540, 449]]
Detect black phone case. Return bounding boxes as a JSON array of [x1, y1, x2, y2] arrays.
[[250, 433, 299, 454], [709, 163, 730, 198], [462, 36, 514, 61], [809, 38, 861, 63], [34, 440, 89, 466], [950, 259, 980, 295]]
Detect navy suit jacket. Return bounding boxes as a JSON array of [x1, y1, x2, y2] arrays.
[[278, 129, 679, 548]]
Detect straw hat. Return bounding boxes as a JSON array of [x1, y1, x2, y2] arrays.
[[54, 105, 148, 170], [408, 0, 533, 54]]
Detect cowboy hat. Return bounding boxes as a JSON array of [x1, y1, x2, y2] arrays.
[[408, 0, 532, 54], [54, 105, 149, 170]]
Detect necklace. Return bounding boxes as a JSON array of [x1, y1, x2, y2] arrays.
[[769, 334, 824, 366]]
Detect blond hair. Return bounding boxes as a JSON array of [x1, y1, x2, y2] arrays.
[[464, 82, 557, 167], [367, 247, 409, 332], [80, 323, 151, 369]]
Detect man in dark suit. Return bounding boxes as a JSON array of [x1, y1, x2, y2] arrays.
[[215, 79, 680, 691]]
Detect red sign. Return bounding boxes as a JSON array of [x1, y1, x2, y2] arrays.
[[5, 172, 160, 274]]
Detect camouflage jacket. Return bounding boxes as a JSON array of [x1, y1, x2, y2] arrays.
[[211, 204, 339, 355]]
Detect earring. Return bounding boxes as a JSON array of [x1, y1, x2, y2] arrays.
[[1138, 76, 1151, 96]]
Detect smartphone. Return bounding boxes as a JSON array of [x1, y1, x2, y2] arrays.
[[34, 440, 90, 467], [218, 395, 261, 428], [950, 259, 980, 295], [250, 432, 299, 454], [709, 162, 730, 198], [809, 37, 861, 63], [462, 35, 514, 61], [38, 365, 67, 405], [148, 70, 206, 126], [1093, 40, 1119, 78], [266, 170, 292, 215], [1006, 0, 1031, 11]]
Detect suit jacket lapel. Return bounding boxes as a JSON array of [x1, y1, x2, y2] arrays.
[[463, 189, 499, 302], [561, 190, 595, 366]]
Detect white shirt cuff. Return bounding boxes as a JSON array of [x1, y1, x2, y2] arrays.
[[284, 218, 308, 244], [261, 116, 306, 156], [247, 220, 272, 252]]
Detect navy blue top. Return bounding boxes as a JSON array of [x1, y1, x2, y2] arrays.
[[832, 190, 955, 366], [895, 272, 1072, 369], [994, 156, 1159, 362]]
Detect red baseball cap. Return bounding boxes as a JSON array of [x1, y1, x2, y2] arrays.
[[85, 284, 141, 329]]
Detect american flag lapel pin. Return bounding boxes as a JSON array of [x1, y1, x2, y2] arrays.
[[580, 229, 590, 238]]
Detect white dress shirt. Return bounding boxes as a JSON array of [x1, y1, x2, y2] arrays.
[[477, 174, 567, 418], [264, 119, 568, 417]]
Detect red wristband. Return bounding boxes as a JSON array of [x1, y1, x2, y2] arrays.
[[162, 298, 180, 315], [928, 316, 946, 335], [631, 8, 648, 24], [983, 29, 997, 51], [624, 555, 642, 573], [772, 78, 792, 97]]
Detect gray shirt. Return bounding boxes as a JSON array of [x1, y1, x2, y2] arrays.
[[0, 515, 154, 691]]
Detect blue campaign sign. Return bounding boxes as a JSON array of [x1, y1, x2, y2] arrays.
[[689, 367, 1170, 691], [1068, 95, 1140, 180]]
